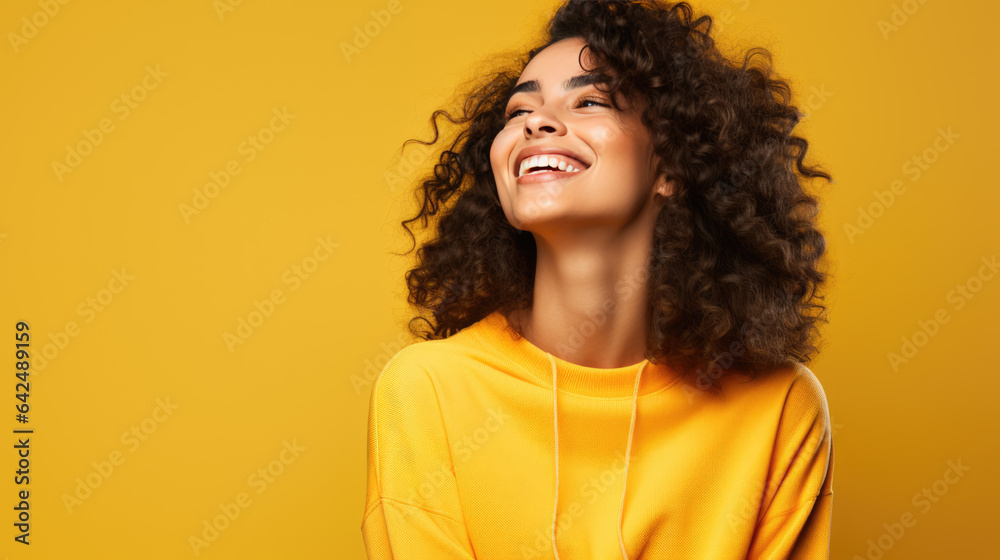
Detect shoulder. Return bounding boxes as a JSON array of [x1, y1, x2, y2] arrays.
[[366, 342, 450, 442], [707, 358, 828, 401], [734, 359, 828, 403], [371, 341, 437, 401], [764, 362, 833, 458], [370, 329, 480, 404], [709, 360, 831, 430], [778, 361, 831, 422]]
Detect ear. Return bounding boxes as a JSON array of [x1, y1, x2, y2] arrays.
[[654, 173, 676, 199]]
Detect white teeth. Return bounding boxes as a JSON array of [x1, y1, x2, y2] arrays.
[[517, 154, 586, 178]]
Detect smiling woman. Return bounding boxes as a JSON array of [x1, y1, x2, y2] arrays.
[[364, 1, 835, 559]]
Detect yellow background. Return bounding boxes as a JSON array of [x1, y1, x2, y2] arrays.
[[0, 0, 996, 558]]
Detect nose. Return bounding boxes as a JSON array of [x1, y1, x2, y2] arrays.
[[523, 106, 565, 137]]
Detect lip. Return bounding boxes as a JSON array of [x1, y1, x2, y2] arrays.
[[516, 168, 585, 185], [513, 145, 592, 178]]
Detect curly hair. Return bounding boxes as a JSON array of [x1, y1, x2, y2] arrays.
[[391, 0, 833, 382]]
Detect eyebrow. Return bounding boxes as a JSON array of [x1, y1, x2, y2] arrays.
[[505, 72, 612, 103]]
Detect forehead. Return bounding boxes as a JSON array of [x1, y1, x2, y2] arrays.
[[517, 37, 593, 84]]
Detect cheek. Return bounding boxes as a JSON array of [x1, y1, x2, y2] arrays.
[[490, 130, 515, 177], [588, 126, 644, 179], [603, 133, 648, 175], [588, 126, 612, 151], [489, 133, 514, 214]]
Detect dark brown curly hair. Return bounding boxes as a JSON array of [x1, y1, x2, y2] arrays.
[[391, 0, 833, 383]]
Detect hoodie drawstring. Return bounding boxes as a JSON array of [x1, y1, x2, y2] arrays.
[[547, 352, 647, 560]]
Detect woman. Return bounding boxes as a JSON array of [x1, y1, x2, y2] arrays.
[[363, 1, 834, 558]]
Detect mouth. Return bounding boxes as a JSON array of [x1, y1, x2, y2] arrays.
[[515, 154, 589, 184]]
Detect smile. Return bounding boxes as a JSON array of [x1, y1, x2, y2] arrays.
[[517, 155, 585, 178]]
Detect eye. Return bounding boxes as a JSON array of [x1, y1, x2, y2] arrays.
[[505, 107, 529, 121], [577, 96, 610, 109], [504, 96, 611, 122]]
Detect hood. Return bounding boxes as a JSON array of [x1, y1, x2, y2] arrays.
[[545, 352, 647, 560]]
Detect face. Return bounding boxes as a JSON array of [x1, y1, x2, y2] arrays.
[[490, 36, 672, 234]]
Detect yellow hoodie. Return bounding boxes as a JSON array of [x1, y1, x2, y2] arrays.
[[362, 310, 834, 559]]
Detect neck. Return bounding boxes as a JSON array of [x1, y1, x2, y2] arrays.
[[509, 216, 657, 369]]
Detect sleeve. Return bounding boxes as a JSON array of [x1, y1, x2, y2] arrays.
[[746, 365, 835, 560], [361, 347, 477, 559]]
